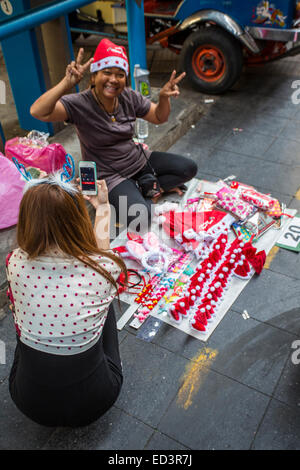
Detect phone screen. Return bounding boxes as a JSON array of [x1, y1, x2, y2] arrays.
[[80, 166, 96, 192]]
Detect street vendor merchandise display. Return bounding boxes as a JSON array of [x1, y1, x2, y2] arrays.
[[168, 234, 265, 331], [114, 178, 296, 339], [6, 148, 296, 340]]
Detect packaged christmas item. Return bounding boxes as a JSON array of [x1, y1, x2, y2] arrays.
[[5, 130, 66, 174], [161, 209, 235, 257], [266, 199, 282, 219], [244, 211, 276, 239], [230, 180, 282, 218], [240, 188, 276, 211], [216, 186, 256, 221], [232, 223, 254, 243]]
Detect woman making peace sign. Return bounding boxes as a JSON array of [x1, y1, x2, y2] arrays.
[[30, 39, 197, 231]]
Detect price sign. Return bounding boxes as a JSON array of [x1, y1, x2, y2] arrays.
[[276, 214, 300, 252]]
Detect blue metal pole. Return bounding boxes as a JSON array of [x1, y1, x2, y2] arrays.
[[1, 28, 54, 135], [63, 14, 79, 93], [0, 0, 93, 41], [125, 0, 147, 90], [0, 122, 5, 148]]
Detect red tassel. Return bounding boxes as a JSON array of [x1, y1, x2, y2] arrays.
[[176, 300, 188, 316], [242, 243, 257, 261], [249, 250, 266, 274], [190, 318, 206, 331], [195, 308, 208, 326], [169, 306, 181, 322], [234, 259, 251, 279]]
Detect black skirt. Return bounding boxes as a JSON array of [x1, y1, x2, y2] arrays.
[[9, 303, 123, 427]]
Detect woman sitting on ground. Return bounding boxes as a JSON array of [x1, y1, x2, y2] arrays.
[[30, 38, 198, 231], [6, 175, 127, 427]]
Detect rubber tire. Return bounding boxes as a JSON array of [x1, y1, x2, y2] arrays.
[[180, 26, 243, 94]]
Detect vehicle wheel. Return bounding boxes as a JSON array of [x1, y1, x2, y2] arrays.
[[180, 26, 244, 94]]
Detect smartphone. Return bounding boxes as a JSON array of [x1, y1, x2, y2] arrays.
[[79, 161, 98, 196]]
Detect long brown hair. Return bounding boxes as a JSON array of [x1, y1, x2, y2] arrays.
[[17, 181, 127, 292]]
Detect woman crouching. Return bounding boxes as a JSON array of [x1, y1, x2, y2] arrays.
[[6, 175, 127, 427]]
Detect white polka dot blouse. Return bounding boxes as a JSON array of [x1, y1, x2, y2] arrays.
[[7, 248, 121, 355]]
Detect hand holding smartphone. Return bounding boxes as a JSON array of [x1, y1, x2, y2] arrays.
[[79, 161, 109, 208], [79, 161, 98, 196]]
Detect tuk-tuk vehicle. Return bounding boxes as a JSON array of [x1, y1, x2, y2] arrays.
[[145, 0, 300, 93], [72, 1, 300, 93]]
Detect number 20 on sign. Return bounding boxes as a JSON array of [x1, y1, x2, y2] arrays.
[[276, 215, 300, 252]]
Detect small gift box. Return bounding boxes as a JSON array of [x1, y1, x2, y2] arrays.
[[216, 186, 255, 221], [266, 199, 282, 219], [241, 188, 276, 211], [244, 211, 276, 239]]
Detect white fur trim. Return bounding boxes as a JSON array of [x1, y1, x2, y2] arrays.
[[23, 172, 78, 195], [90, 56, 129, 75]]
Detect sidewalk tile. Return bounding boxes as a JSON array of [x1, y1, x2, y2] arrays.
[[193, 148, 300, 196], [0, 311, 17, 384], [202, 310, 293, 396], [200, 102, 249, 130], [0, 381, 54, 450], [231, 114, 289, 138], [115, 334, 188, 427], [273, 348, 300, 409], [267, 248, 300, 281], [253, 95, 298, 120], [238, 72, 295, 99], [43, 407, 153, 450], [151, 320, 206, 358], [266, 307, 300, 338], [150, 310, 291, 396], [158, 367, 269, 450], [182, 121, 231, 149], [277, 118, 300, 142], [168, 138, 212, 164], [232, 270, 300, 333], [264, 137, 300, 166], [216, 130, 275, 158], [288, 197, 300, 212], [145, 431, 189, 450], [254, 186, 292, 207], [252, 399, 300, 450]]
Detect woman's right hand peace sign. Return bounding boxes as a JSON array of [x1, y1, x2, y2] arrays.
[[159, 70, 186, 99], [65, 48, 94, 87]]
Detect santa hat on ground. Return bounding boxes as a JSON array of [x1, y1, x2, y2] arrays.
[[90, 38, 129, 76]]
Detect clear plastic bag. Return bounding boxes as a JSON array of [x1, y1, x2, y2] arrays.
[[0, 153, 25, 229], [5, 130, 67, 174]]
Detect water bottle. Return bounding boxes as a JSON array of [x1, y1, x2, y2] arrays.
[[136, 118, 148, 140], [134, 64, 151, 142]]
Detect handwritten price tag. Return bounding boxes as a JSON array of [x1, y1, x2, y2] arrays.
[[276, 214, 300, 252]]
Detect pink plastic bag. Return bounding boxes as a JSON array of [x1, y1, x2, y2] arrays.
[[5, 137, 66, 174], [0, 153, 25, 229]]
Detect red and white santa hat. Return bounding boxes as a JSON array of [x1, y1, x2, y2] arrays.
[[90, 38, 129, 76]]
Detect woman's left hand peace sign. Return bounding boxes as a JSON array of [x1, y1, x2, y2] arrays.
[[159, 70, 186, 99]]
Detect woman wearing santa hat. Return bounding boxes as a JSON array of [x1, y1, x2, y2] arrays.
[[30, 38, 197, 230]]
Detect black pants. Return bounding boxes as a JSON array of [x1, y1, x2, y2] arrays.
[[109, 151, 198, 232], [9, 303, 123, 427]]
